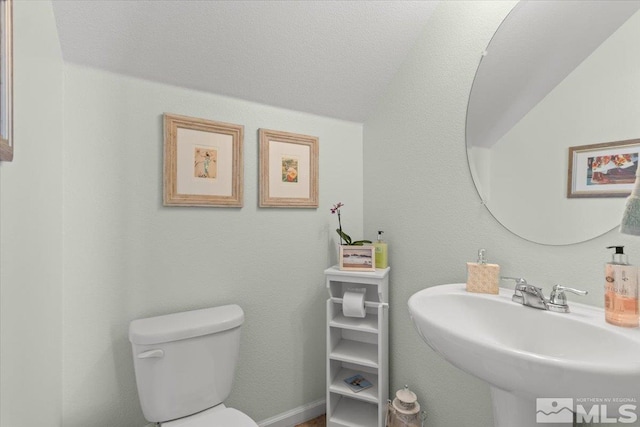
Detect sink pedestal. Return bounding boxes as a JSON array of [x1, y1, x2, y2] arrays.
[[491, 387, 568, 427]]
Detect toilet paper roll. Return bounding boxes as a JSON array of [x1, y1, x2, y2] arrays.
[[343, 289, 366, 318]]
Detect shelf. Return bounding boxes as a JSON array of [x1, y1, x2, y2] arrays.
[[325, 265, 390, 280], [330, 339, 378, 368], [329, 396, 378, 427], [330, 312, 378, 334], [326, 266, 388, 427], [329, 367, 378, 404]]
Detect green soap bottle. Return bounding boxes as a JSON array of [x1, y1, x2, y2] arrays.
[[373, 230, 388, 269]]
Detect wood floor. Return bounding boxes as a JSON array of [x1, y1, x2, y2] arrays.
[[295, 413, 326, 426]]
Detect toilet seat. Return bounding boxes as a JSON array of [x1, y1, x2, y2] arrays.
[[161, 405, 258, 427]]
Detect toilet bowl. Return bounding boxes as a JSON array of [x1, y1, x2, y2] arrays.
[[129, 305, 258, 427], [162, 405, 257, 427]]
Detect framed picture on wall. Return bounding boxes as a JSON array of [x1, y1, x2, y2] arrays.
[[0, 0, 13, 162], [567, 138, 640, 198], [339, 245, 375, 271], [163, 113, 244, 207], [258, 129, 319, 208]]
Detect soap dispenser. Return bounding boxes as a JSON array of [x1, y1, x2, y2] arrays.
[[605, 246, 638, 328], [466, 249, 500, 294], [373, 230, 388, 269]]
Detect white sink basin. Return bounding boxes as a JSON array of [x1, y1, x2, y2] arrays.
[[408, 283, 640, 427]]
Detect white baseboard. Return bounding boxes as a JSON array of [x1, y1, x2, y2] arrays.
[[258, 398, 326, 427]]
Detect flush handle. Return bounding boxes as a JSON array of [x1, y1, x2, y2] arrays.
[[137, 349, 164, 359]]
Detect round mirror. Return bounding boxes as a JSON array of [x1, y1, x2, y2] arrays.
[[466, 1, 640, 245]]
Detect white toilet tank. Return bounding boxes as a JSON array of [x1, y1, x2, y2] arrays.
[[129, 305, 244, 423]]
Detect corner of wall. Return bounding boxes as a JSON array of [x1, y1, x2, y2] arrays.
[[1, 1, 65, 426]]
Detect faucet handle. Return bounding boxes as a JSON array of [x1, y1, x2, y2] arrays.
[[553, 285, 588, 296], [548, 285, 588, 313], [501, 276, 528, 286]]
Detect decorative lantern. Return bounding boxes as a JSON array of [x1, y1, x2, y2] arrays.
[[386, 385, 427, 427]]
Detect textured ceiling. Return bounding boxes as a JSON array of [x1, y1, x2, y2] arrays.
[[51, 0, 439, 122]]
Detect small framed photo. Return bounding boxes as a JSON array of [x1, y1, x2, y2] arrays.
[[259, 128, 319, 208], [567, 138, 640, 198], [163, 113, 243, 207], [339, 245, 375, 272]]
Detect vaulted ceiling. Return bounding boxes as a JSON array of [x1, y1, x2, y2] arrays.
[[50, 1, 639, 133], [51, 1, 439, 122]]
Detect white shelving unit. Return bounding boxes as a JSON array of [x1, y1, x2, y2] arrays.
[[325, 265, 390, 427]]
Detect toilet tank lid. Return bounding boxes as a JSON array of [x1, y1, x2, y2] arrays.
[[129, 304, 244, 345]]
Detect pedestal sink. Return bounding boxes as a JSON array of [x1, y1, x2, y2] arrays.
[[408, 284, 640, 427]]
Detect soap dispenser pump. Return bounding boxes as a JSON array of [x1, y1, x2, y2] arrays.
[[605, 245, 638, 327]]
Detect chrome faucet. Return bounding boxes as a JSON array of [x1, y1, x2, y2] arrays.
[[501, 277, 588, 313], [502, 277, 548, 309]]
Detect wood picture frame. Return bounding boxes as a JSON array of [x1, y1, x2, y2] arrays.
[[567, 138, 640, 198], [339, 245, 375, 271], [163, 113, 243, 207], [259, 129, 318, 208], [0, 0, 13, 162]]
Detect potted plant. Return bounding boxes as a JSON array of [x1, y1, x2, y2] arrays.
[[330, 202, 372, 246]]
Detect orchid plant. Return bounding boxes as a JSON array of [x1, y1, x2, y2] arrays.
[[330, 202, 372, 246]]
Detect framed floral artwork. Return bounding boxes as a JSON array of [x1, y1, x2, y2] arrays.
[[163, 113, 243, 207], [259, 128, 319, 208], [567, 138, 640, 198]]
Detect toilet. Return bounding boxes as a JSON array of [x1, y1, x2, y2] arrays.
[[128, 304, 258, 427]]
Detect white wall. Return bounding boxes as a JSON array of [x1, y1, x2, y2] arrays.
[[61, 64, 364, 426], [364, 1, 640, 426], [0, 1, 64, 426]]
